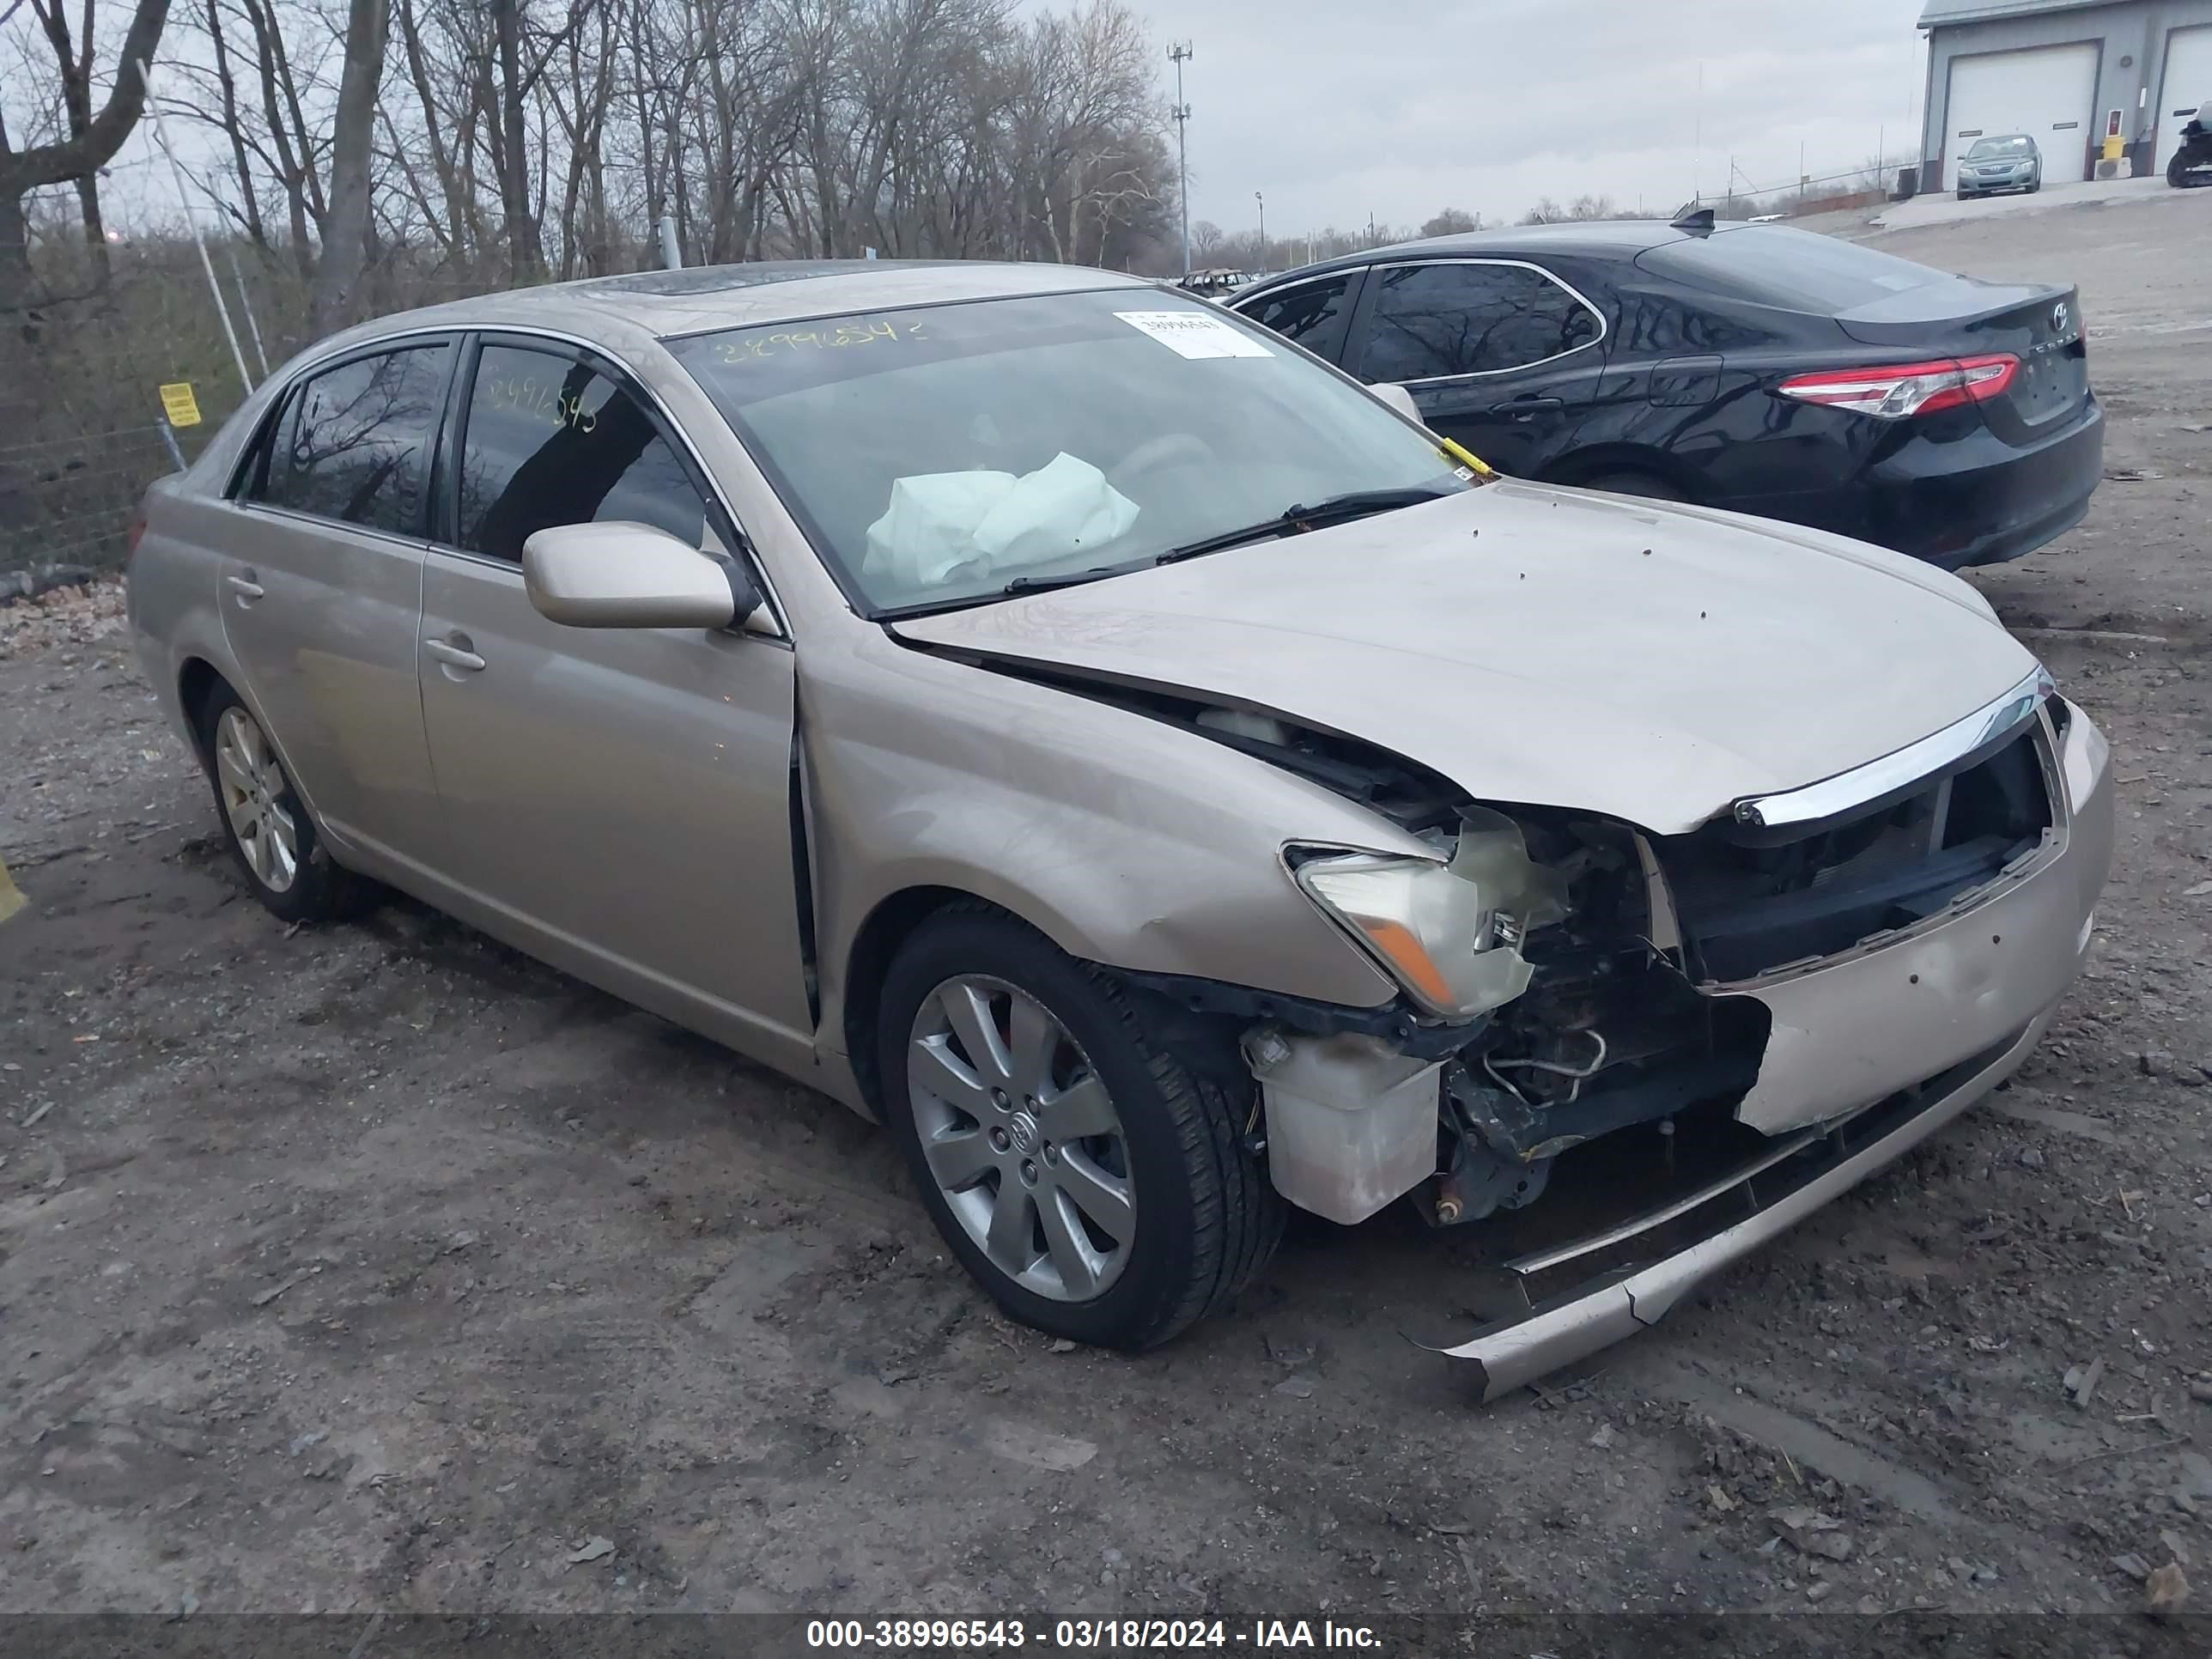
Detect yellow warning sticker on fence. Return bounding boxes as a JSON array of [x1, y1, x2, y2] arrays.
[[159, 382, 202, 427]]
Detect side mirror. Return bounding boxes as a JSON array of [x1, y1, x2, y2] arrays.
[[1370, 382, 1421, 422], [521, 521, 761, 631]]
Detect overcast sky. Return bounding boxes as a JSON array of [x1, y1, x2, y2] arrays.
[[1142, 0, 1931, 238]]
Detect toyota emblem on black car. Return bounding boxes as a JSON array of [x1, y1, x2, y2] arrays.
[[2052, 300, 2069, 333]]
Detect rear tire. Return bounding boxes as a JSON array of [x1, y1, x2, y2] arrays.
[[875, 907, 1282, 1350], [1578, 470, 1689, 504], [196, 680, 365, 926]]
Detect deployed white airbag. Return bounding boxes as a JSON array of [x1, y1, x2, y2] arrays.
[[863, 453, 1139, 592]]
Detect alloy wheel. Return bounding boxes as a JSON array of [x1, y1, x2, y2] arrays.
[[906, 975, 1134, 1301], [214, 706, 300, 894]]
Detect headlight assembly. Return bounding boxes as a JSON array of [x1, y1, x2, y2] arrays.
[[1291, 808, 1571, 1019]]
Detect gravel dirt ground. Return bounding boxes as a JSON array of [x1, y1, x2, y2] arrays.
[[3, 192, 2211, 1624]]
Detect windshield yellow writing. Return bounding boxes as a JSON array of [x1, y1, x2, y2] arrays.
[[714, 318, 928, 363]]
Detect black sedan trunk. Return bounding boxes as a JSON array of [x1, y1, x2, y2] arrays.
[[1837, 280, 2091, 443]]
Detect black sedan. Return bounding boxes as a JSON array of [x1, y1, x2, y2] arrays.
[[1228, 217, 2101, 568]]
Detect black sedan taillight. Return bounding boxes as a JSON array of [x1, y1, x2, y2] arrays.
[[1777, 354, 2019, 420]]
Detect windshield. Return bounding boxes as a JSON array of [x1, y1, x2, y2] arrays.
[[1966, 137, 2034, 159], [670, 287, 1471, 616]]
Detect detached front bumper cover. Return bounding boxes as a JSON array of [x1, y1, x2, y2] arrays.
[[1423, 1012, 2049, 1401]]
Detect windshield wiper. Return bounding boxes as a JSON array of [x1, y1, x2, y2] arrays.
[[1153, 486, 1452, 566], [1000, 567, 1118, 595]]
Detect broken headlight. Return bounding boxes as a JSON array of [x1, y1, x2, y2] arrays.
[[1290, 808, 1571, 1019]]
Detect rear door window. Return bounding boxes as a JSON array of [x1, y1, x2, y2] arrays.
[[1235, 273, 1360, 362], [255, 344, 452, 535], [1637, 228, 1944, 312], [1354, 262, 1601, 383], [455, 342, 714, 562]]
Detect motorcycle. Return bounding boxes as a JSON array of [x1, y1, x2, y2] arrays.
[[2170, 103, 2212, 187]]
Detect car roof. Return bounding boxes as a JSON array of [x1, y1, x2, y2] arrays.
[[1237, 219, 1857, 301], [313, 259, 1151, 362], [1234, 221, 1704, 297]]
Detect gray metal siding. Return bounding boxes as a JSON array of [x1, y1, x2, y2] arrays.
[[1920, 0, 2212, 182]]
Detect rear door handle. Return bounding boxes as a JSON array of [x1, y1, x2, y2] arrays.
[[1507, 397, 1565, 421], [226, 573, 264, 602], [422, 638, 487, 673]]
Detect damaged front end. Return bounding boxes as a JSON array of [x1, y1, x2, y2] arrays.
[[1207, 670, 2108, 1397], [1262, 805, 1771, 1231]]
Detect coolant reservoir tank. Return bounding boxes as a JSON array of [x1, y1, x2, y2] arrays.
[[1245, 1030, 1443, 1225]]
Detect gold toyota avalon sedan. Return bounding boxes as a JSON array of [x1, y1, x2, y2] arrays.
[[128, 261, 2112, 1397]]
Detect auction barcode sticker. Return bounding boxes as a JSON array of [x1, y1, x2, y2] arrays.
[[1115, 310, 1273, 359]]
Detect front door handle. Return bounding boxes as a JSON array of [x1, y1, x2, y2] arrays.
[[227, 572, 264, 602], [422, 637, 487, 673]]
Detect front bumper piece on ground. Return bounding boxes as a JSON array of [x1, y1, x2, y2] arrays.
[[1424, 1011, 2050, 1401], [1420, 695, 2112, 1401]]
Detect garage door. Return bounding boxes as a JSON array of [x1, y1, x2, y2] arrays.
[[2155, 26, 2212, 173], [1942, 43, 2098, 189]]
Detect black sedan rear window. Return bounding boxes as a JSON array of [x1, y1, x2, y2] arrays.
[[1637, 228, 1944, 313]]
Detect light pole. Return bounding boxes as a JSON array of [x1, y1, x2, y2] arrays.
[[1169, 43, 1194, 280], [1255, 191, 1266, 273]]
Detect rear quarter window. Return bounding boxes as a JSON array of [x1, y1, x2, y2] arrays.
[[1636, 229, 1945, 313]]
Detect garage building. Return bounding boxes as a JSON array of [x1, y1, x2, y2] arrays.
[[1918, 0, 2212, 189]]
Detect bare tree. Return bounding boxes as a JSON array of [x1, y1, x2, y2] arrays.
[[310, 0, 387, 331], [13, 0, 1180, 309], [0, 0, 168, 297], [198, 0, 266, 244], [1516, 192, 1652, 226]]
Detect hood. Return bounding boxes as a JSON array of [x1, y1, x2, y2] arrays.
[[890, 481, 2038, 837]]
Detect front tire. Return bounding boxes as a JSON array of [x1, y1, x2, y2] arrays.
[[876, 908, 1282, 1349], [197, 682, 362, 925]]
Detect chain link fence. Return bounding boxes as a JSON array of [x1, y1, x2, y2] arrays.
[[3, 230, 525, 586], [3, 234, 261, 586], [0, 425, 192, 585]]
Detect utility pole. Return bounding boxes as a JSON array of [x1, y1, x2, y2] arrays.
[[141, 58, 254, 392], [1255, 191, 1266, 272], [1693, 60, 1705, 204], [1169, 43, 1194, 280]]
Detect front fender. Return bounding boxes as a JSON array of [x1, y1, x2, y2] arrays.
[[803, 629, 1422, 1062]]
